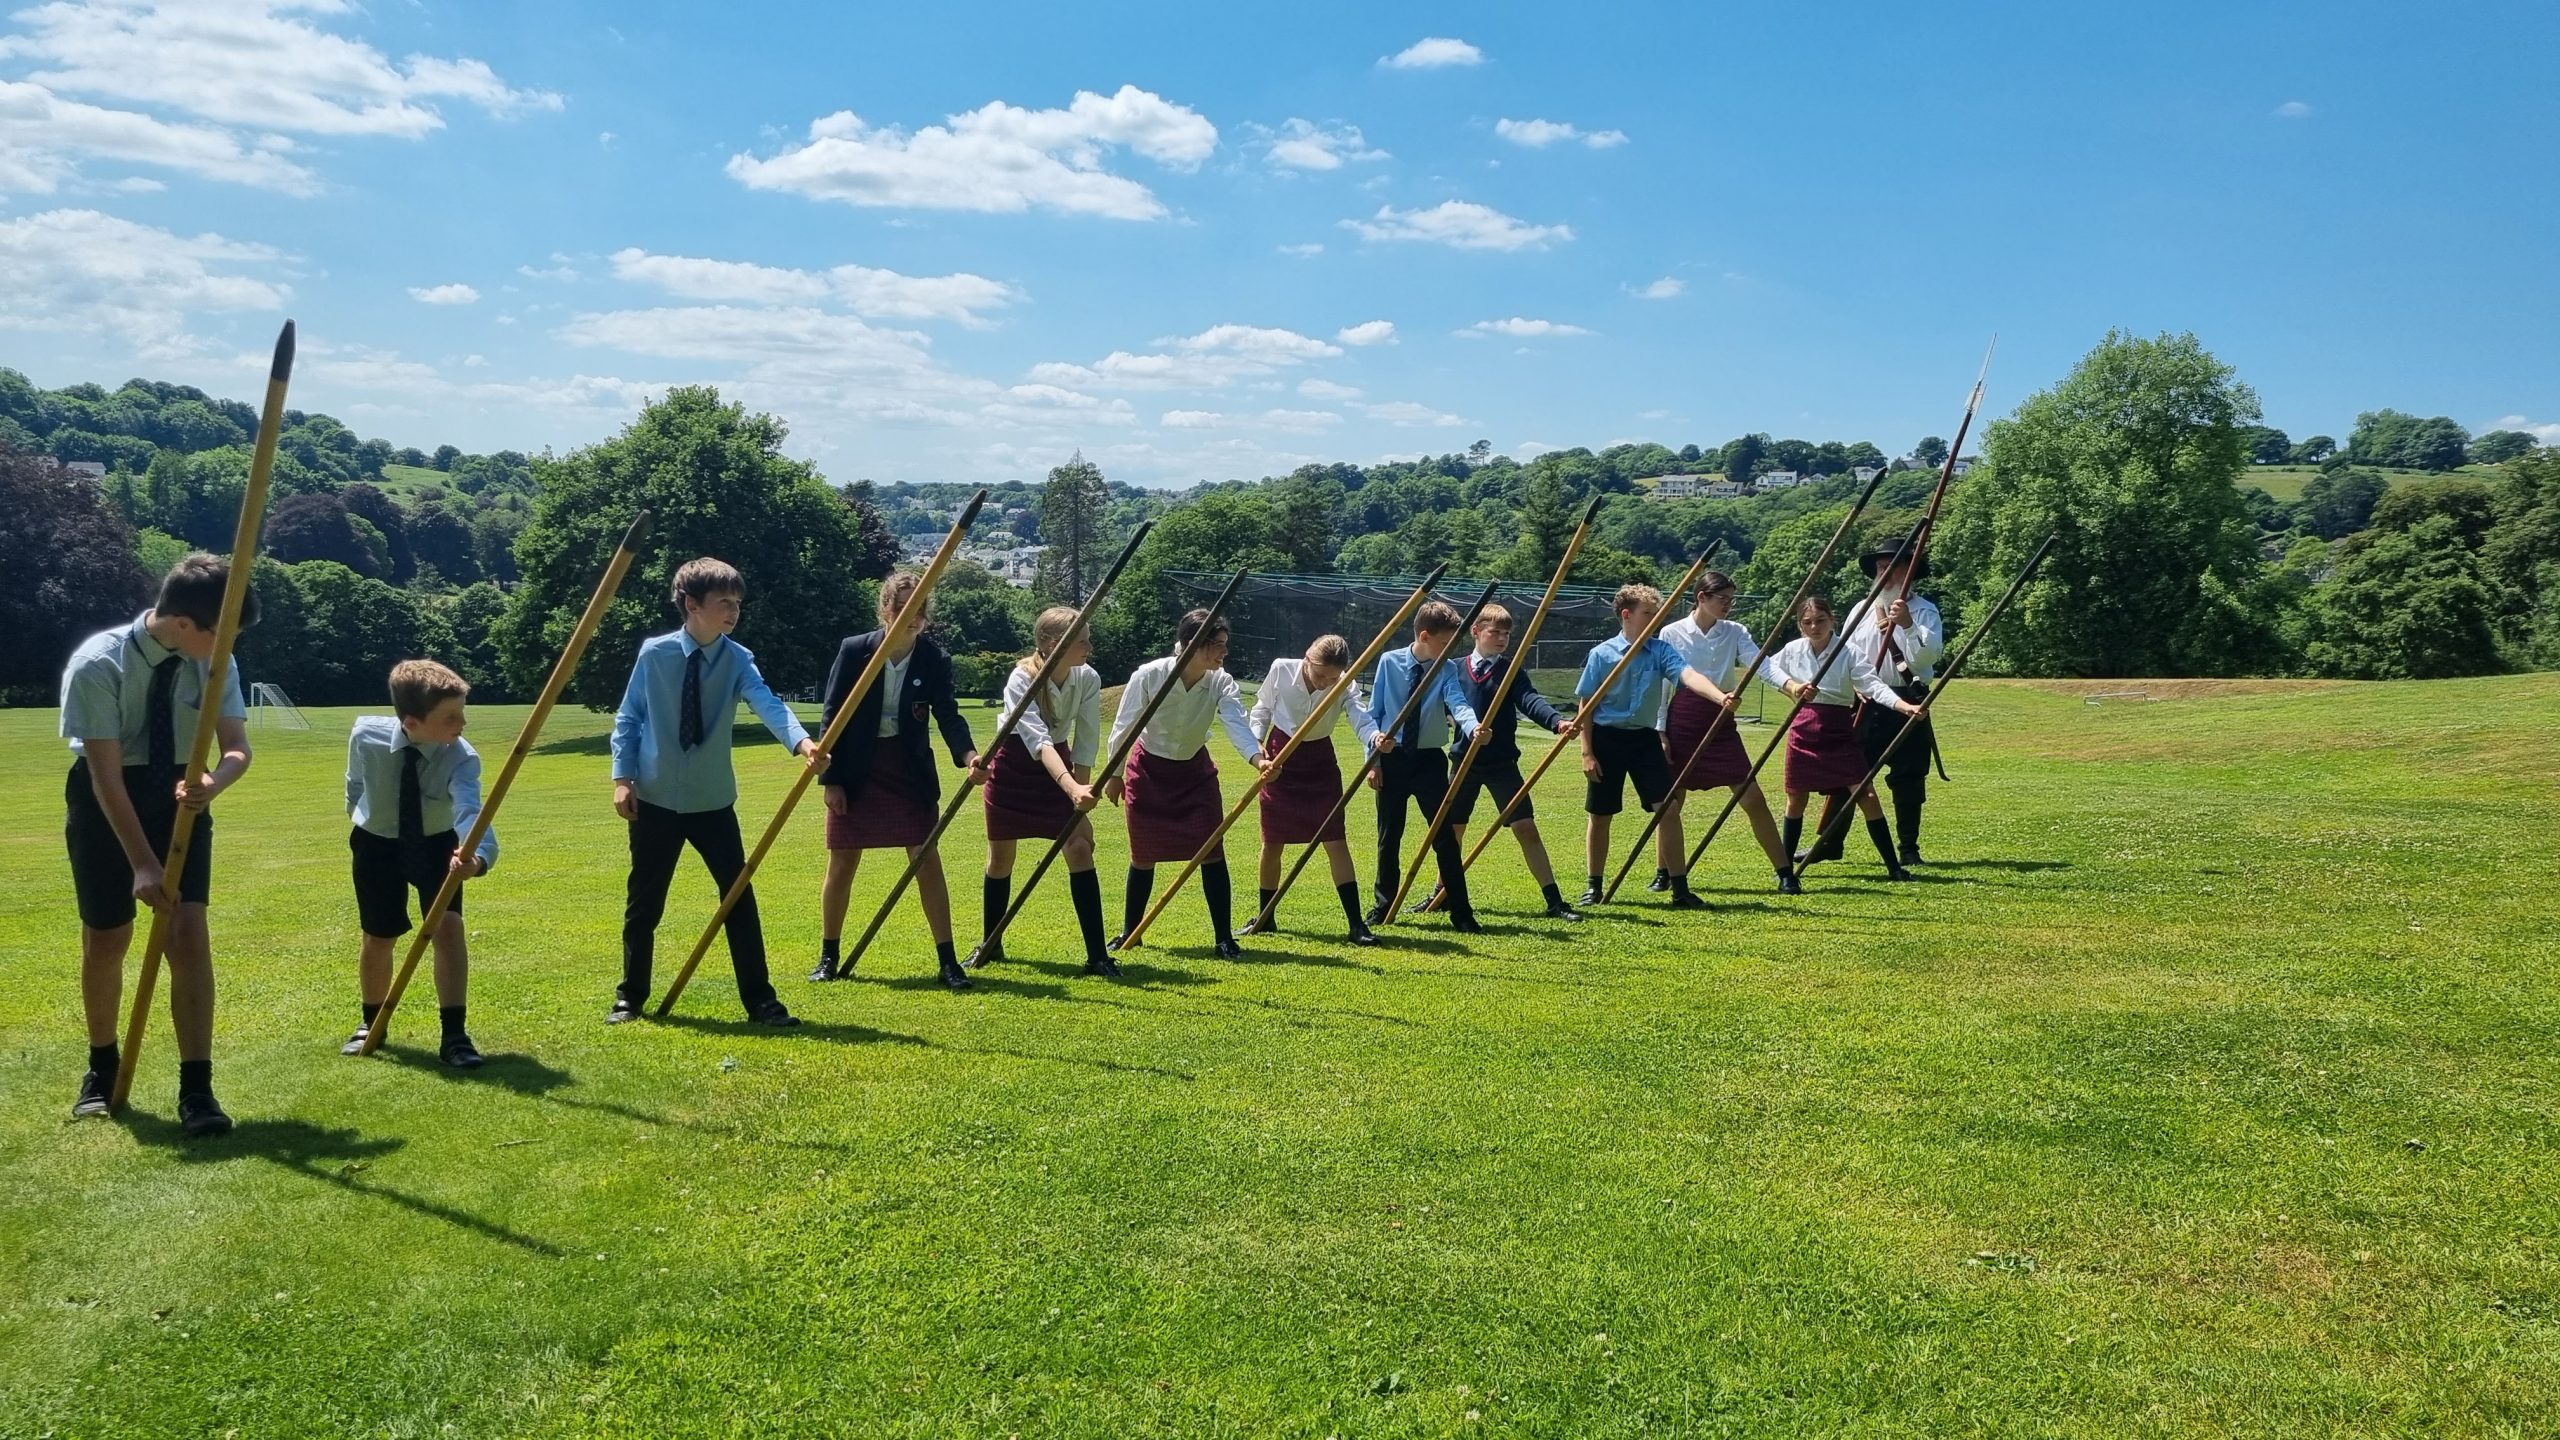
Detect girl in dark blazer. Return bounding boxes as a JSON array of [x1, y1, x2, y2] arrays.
[[810, 571, 982, 990]]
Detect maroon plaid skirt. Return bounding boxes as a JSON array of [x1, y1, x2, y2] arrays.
[[826, 742, 934, 851], [983, 733, 1075, 843], [1784, 702, 1867, 793], [1257, 727, 1345, 844], [1124, 742, 1222, 866], [1665, 688, 1751, 790]]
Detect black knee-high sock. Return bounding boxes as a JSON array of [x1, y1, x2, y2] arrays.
[[439, 1004, 466, 1041], [1068, 868, 1108, 959], [361, 1000, 381, 1027], [177, 1058, 212, 1096], [1122, 867, 1154, 938], [1201, 861, 1234, 944], [820, 935, 839, 962], [1866, 817, 1899, 868], [1781, 813, 1804, 857], [1893, 794, 1923, 852], [1541, 881, 1565, 909], [981, 874, 1011, 946], [1257, 887, 1278, 928], [1337, 881, 1366, 932], [88, 1042, 117, 1076]]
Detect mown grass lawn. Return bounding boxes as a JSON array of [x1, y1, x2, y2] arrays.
[[2241, 464, 2488, 501], [3, 676, 2556, 1437]]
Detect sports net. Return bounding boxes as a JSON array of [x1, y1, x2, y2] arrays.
[[247, 681, 311, 730]]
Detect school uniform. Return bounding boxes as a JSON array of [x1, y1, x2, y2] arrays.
[[1364, 646, 1481, 927], [1756, 635, 1903, 793], [345, 716, 497, 939], [610, 628, 809, 1018], [1105, 654, 1258, 951], [979, 660, 1110, 970], [1656, 615, 1757, 791], [1444, 649, 1564, 827], [1841, 588, 1944, 860], [58, 612, 245, 929], [818, 630, 975, 851], [1245, 657, 1381, 941], [1574, 634, 1687, 817]]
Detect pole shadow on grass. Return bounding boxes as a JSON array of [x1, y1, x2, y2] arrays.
[[534, 721, 779, 759], [126, 1114, 562, 1257], [646, 1012, 935, 1050], [935, 1042, 1197, 1083], [1922, 858, 2073, 873], [373, 1044, 680, 1129]]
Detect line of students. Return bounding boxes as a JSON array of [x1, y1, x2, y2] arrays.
[[56, 547, 1934, 1131]]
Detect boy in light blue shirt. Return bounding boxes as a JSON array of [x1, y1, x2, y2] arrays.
[[1574, 583, 1729, 910], [607, 557, 824, 1026], [342, 660, 498, 1068]]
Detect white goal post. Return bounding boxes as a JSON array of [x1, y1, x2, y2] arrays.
[[248, 681, 311, 730]]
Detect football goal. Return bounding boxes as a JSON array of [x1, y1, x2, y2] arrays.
[[248, 681, 311, 730]]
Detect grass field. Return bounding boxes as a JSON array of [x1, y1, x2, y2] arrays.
[[2241, 464, 2490, 501], [4, 676, 2557, 1437]]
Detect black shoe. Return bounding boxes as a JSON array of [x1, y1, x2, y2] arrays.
[[440, 1035, 485, 1069], [1647, 867, 1670, 893], [177, 1090, 233, 1138], [747, 998, 803, 1026], [937, 957, 973, 991], [1899, 847, 1924, 867], [1666, 891, 1710, 910], [1084, 953, 1122, 977], [1363, 902, 1390, 928], [1577, 886, 1605, 907], [1107, 932, 1133, 954], [1215, 938, 1245, 960], [1883, 865, 1915, 883], [72, 1069, 111, 1119], [1346, 921, 1379, 946], [974, 940, 1006, 969], [1777, 872, 1803, 895], [339, 1026, 370, 1056], [1237, 915, 1274, 938], [807, 956, 839, 983], [605, 999, 643, 1025], [1544, 899, 1584, 922], [1448, 911, 1484, 934], [1407, 887, 1441, 916]]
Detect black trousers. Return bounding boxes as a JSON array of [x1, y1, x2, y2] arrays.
[[620, 801, 775, 1011], [1373, 749, 1469, 911], [1858, 685, 1933, 805]]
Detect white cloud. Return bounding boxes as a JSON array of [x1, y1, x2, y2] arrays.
[[1628, 277, 1684, 300], [607, 247, 1020, 325], [517, 260, 579, 282], [1277, 242, 1325, 257], [462, 353, 487, 368], [1031, 323, 1342, 393], [1494, 117, 1627, 150], [2491, 414, 2560, 446], [1381, 37, 1482, 69], [1164, 323, 1341, 363], [1157, 407, 1340, 433], [2274, 100, 2312, 119], [0, 79, 319, 194], [1160, 409, 1225, 428], [726, 85, 1216, 220], [1516, 440, 1557, 456], [409, 283, 480, 306], [0, 208, 284, 358], [1336, 319, 1397, 347], [1298, 378, 1363, 401], [1342, 200, 1571, 252], [1361, 400, 1467, 428], [1260, 118, 1387, 171], [0, 0, 561, 138], [1462, 317, 1591, 338]]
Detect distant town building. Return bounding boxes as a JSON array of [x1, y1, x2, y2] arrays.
[[1756, 470, 1804, 490], [1852, 465, 1882, 483], [1703, 480, 1746, 499], [1951, 456, 1978, 476], [1648, 473, 1709, 500]]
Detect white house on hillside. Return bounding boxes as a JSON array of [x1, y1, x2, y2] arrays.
[[1649, 473, 1708, 500], [1703, 479, 1745, 499], [1756, 470, 1804, 490]]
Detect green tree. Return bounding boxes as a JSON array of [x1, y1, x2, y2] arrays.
[[2303, 515, 2504, 678], [2469, 430, 2539, 465], [2370, 479, 2497, 550], [495, 386, 882, 708], [2238, 425, 2292, 465], [4, 451, 151, 701], [1935, 330, 2282, 675], [1335, 531, 1404, 575], [2481, 450, 2560, 665], [1734, 505, 1862, 617], [1033, 453, 1114, 603], [265, 492, 387, 577], [2348, 409, 2469, 471], [2288, 435, 2336, 464], [1097, 489, 1289, 674], [1722, 433, 1767, 485], [1267, 469, 1342, 571], [1912, 435, 1950, 468], [2299, 468, 2388, 540], [437, 581, 514, 702], [265, 561, 432, 703]]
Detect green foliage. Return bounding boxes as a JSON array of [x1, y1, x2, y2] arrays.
[[228, 560, 433, 705], [264, 493, 387, 578], [2288, 434, 2336, 464], [1099, 489, 1292, 674], [1912, 434, 1950, 467], [2298, 467, 2388, 540], [132, 527, 190, 579], [497, 387, 887, 708], [2347, 409, 2470, 471], [2238, 424, 2292, 465], [1032, 455, 1114, 603], [3, 450, 150, 700], [2468, 429, 2540, 465], [2481, 451, 2560, 665], [435, 582, 515, 703], [2304, 516, 2504, 678]]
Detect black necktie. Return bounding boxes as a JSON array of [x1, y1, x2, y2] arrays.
[[145, 655, 181, 771], [399, 747, 426, 845], [1472, 656, 1493, 686], [680, 646, 705, 750], [1400, 659, 1424, 749]]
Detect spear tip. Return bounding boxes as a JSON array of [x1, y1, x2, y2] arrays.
[[270, 320, 297, 382], [1578, 493, 1605, 527], [620, 509, 655, 550], [955, 488, 991, 529]]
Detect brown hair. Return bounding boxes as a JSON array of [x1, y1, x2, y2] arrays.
[[671, 557, 743, 611], [389, 659, 470, 719], [1614, 583, 1663, 617], [876, 569, 928, 623], [1473, 603, 1513, 632], [1017, 605, 1082, 676], [156, 552, 258, 632], [1176, 607, 1229, 650], [1415, 601, 1464, 637], [1693, 570, 1737, 603], [1304, 634, 1351, 668], [1798, 594, 1837, 624]]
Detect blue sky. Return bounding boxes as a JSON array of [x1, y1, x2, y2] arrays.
[[3, 0, 2553, 486]]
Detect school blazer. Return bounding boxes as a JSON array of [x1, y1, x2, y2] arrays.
[[818, 630, 976, 803], [1449, 654, 1564, 762]]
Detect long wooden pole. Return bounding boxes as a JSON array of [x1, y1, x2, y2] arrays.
[[1431, 542, 1720, 897], [1378, 498, 1603, 924], [654, 490, 988, 1016], [1121, 568, 1463, 949], [111, 319, 294, 1112], [1681, 513, 1928, 874], [838, 519, 1153, 969], [1796, 533, 2054, 874], [357, 511, 654, 1055], [1597, 466, 1893, 902], [1856, 338, 1992, 718], [971, 566, 1252, 965]]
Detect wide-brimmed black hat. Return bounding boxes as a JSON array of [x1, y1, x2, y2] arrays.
[[1859, 537, 1929, 580]]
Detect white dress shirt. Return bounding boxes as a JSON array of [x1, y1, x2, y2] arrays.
[[1107, 655, 1258, 762], [1655, 615, 1758, 725], [1249, 658, 1380, 748], [1004, 662, 1100, 768], [1757, 635, 1905, 709], [1841, 592, 1944, 686], [875, 652, 912, 736]]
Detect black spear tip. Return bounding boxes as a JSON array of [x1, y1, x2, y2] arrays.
[[620, 510, 655, 549], [1578, 493, 1606, 526], [270, 320, 297, 382], [955, 489, 991, 528], [1418, 561, 1451, 587]]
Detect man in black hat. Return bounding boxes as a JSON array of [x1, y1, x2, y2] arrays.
[[1806, 538, 1943, 866]]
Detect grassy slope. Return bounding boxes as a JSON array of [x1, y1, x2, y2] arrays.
[[2, 677, 2557, 1437], [2242, 464, 2490, 501], [373, 463, 455, 501]]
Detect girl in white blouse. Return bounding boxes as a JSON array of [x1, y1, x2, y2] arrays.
[[1242, 634, 1382, 944], [1757, 594, 1926, 882], [977, 607, 1111, 974]]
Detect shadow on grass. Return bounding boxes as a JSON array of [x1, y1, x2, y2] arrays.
[[1921, 858, 2073, 873], [647, 1012, 934, 1049], [127, 1114, 562, 1257], [372, 1044, 679, 1129], [534, 720, 785, 759], [873, 971, 1075, 1001], [939, 1043, 1197, 1083]]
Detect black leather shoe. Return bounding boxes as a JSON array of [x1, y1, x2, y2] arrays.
[[339, 1026, 370, 1056], [1544, 899, 1584, 922], [1448, 911, 1484, 934], [1236, 915, 1274, 937], [1647, 867, 1670, 893], [807, 956, 839, 983], [1107, 932, 1133, 953], [72, 1069, 111, 1119], [1777, 872, 1803, 895], [1666, 891, 1710, 910], [1215, 938, 1245, 960], [1899, 847, 1925, 867], [747, 998, 803, 1026], [605, 999, 643, 1025], [1577, 886, 1605, 907], [1363, 902, 1390, 928], [440, 1035, 485, 1069], [1883, 865, 1916, 883], [177, 1089, 233, 1138], [1084, 952, 1122, 977], [1407, 887, 1441, 916], [1346, 921, 1379, 946], [937, 957, 973, 991]]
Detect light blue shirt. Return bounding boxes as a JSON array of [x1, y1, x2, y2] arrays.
[[345, 715, 498, 869], [1576, 633, 1690, 730], [611, 629, 809, 814], [1365, 645, 1479, 751], [58, 612, 246, 760]]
